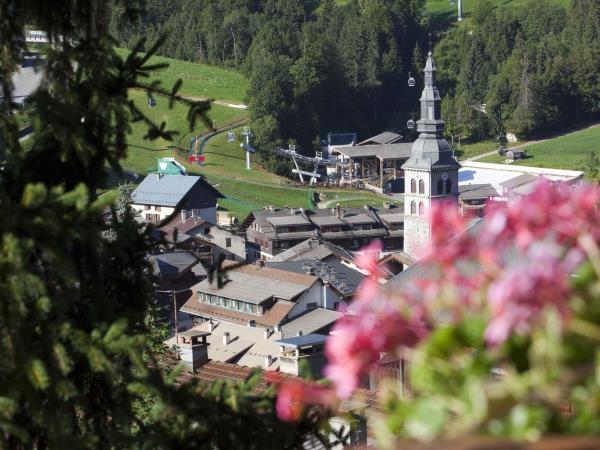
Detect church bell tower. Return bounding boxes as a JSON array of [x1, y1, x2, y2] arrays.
[[402, 51, 461, 260]]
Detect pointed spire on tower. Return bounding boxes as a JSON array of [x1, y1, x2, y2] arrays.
[[402, 49, 460, 170]]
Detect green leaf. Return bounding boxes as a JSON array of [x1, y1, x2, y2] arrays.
[[404, 398, 447, 441], [28, 359, 50, 390], [21, 183, 47, 209]]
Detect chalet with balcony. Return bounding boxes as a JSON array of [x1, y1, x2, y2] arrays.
[[180, 262, 346, 329], [242, 204, 404, 259]]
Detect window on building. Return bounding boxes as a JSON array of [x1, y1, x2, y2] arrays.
[[419, 202, 425, 216], [445, 179, 452, 194], [410, 201, 416, 215], [155, 206, 161, 212], [280, 242, 290, 249], [306, 302, 317, 310], [419, 179, 425, 194], [144, 205, 151, 210], [225, 238, 232, 248], [145, 214, 160, 222], [410, 179, 416, 193], [352, 239, 359, 249], [437, 179, 443, 195], [278, 227, 289, 233]]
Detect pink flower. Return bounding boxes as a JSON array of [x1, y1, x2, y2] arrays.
[[325, 299, 428, 398], [355, 240, 383, 274], [483, 181, 600, 252], [484, 244, 572, 346], [265, 373, 335, 422]]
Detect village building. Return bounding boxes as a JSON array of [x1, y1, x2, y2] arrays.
[[180, 262, 348, 329], [131, 160, 223, 225], [158, 212, 249, 263], [242, 204, 404, 260]]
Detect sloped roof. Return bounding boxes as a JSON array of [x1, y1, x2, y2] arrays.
[[268, 260, 364, 297], [151, 251, 199, 278], [500, 173, 539, 190], [281, 308, 342, 338], [268, 238, 355, 263], [181, 295, 294, 328], [132, 174, 201, 207], [358, 131, 403, 146], [331, 143, 412, 160], [191, 264, 317, 304], [277, 333, 328, 348], [459, 183, 499, 201]]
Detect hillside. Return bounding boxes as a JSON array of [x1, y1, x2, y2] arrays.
[[480, 124, 600, 173], [115, 48, 248, 103], [425, 0, 570, 28], [119, 50, 389, 219]]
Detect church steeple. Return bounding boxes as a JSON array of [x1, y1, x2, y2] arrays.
[[403, 51, 459, 171], [417, 51, 445, 138], [402, 50, 461, 260]]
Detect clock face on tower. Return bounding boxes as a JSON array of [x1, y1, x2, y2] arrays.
[[441, 172, 448, 181]]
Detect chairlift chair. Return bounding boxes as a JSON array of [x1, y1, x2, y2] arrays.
[[407, 72, 416, 87], [148, 96, 156, 108], [407, 118, 415, 130], [226, 131, 235, 142]]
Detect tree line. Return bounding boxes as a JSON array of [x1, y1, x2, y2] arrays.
[[110, 0, 428, 171], [110, 0, 600, 164], [437, 0, 600, 144]]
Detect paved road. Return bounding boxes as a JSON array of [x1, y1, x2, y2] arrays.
[[179, 94, 247, 110]]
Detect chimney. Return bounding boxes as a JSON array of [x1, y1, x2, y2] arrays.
[[247, 320, 256, 327], [336, 203, 341, 219], [274, 323, 281, 333], [264, 328, 271, 339], [290, 207, 295, 214], [264, 355, 273, 368], [181, 210, 186, 223], [223, 331, 231, 345], [383, 201, 390, 209], [208, 319, 215, 333], [178, 332, 209, 370], [297, 330, 303, 337]]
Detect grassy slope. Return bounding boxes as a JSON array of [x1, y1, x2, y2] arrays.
[[425, 0, 570, 27], [479, 125, 600, 172], [115, 48, 248, 103], [120, 51, 388, 219]]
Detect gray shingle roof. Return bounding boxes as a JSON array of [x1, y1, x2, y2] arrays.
[[459, 183, 499, 200], [151, 251, 199, 278], [132, 174, 201, 207], [268, 238, 355, 263], [192, 265, 317, 305], [331, 143, 412, 160], [268, 259, 364, 296], [358, 131, 403, 146], [281, 308, 342, 337]]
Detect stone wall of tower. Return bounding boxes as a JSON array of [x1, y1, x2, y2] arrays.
[[403, 168, 432, 259]]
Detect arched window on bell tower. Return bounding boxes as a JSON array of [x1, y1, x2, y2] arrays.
[[445, 179, 452, 194], [418, 202, 424, 216], [437, 179, 443, 195], [410, 201, 416, 215], [411, 179, 416, 193], [418, 179, 425, 194]]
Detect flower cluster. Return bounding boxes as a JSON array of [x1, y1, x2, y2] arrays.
[[270, 181, 600, 421], [265, 372, 335, 422], [325, 240, 429, 398]]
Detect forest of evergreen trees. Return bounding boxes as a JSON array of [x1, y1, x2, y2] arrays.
[[110, 0, 600, 166]]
